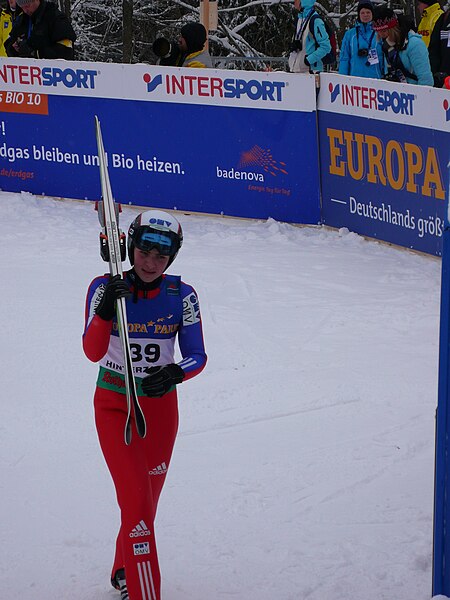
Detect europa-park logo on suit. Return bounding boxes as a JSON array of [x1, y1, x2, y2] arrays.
[[215, 146, 288, 184], [328, 81, 416, 116]]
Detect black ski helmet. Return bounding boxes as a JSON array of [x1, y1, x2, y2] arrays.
[[127, 209, 183, 268]]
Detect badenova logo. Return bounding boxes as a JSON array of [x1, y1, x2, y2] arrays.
[[143, 73, 286, 102], [216, 146, 288, 183], [329, 82, 415, 116], [0, 64, 98, 89]]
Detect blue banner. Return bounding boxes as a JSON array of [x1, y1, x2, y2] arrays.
[[0, 59, 320, 225], [318, 74, 450, 257]]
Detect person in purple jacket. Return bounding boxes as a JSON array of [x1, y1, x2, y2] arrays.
[[83, 209, 207, 600]]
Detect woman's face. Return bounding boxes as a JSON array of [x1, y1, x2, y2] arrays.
[[359, 8, 372, 23], [377, 29, 390, 40], [133, 248, 170, 283]]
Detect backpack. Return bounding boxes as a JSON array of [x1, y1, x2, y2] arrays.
[[309, 12, 337, 66]]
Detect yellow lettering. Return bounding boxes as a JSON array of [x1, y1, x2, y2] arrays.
[[328, 128, 444, 201], [154, 325, 162, 334], [327, 128, 346, 176], [385, 140, 404, 191], [343, 131, 364, 180], [404, 143, 423, 194], [421, 148, 445, 199], [365, 135, 386, 185]]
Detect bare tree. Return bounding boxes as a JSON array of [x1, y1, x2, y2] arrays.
[[71, 0, 443, 67], [122, 0, 133, 62]]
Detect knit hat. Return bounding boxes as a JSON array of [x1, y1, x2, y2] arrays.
[[372, 5, 399, 31], [16, 0, 37, 6], [180, 23, 207, 53], [357, 1, 374, 17]]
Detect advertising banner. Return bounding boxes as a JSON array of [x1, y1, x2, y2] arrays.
[[318, 73, 450, 256], [0, 58, 320, 224]]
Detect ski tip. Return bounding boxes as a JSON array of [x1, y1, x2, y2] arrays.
[[124, 422, 132, 446], [138, 423, 147, 439]]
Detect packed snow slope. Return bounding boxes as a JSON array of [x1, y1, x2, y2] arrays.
[[0, 191, 442, 599]]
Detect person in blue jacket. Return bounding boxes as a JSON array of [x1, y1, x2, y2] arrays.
[[289, 0, 332, 73], [339, 1, 383, 79], [372, 4, 434, 86]]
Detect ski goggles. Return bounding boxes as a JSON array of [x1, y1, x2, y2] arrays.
[[133, 226, 180, 256]]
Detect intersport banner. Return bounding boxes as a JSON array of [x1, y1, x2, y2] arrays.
[[0, 58, 320, 224], [318, 73, 450, 256]]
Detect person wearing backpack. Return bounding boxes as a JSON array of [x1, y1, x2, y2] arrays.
[[289, 0, 333, 73], [339, 1, 383, 79], [428, 8, 450, 86], [372, 5, 434, 86]]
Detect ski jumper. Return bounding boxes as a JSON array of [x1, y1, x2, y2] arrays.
[[83, 271, 207, 600]]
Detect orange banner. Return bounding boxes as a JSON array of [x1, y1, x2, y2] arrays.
[[0, 92, 48, 115]]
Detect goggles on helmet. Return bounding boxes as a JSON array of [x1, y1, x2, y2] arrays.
[[133, 226, 180, 257]]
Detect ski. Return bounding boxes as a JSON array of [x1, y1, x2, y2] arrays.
[[94, 115, 147, 445]]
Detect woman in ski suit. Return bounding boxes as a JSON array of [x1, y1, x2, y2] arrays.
[[83, 209, 207, 600]]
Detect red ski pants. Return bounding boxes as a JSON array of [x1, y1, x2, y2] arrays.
[[94, 386, 179, 600]]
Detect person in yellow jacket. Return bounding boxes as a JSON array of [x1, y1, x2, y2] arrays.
[[177, 22, 212, 68], [0, 0, 19, 56], [417, 0, 443, 47]]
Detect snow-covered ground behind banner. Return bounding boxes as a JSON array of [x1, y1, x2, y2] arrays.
[[0, 191, 441, 599]]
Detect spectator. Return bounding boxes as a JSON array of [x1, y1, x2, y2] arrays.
[[177, 22, 212, 68], [5, 0, 76, 59], [339, 1, 383, 79], [289, 0, 332, 73], [0, 0, 19, 57], [372, 5, 434, 86], [153, 22, 212, 68], [417, 0, 443, 48], [428, 8, 450, 86]]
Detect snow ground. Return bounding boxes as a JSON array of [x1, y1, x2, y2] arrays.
[[0, 190, 442, 599]]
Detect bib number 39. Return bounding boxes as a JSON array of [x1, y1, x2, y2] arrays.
[[130, 343, 161, 363]]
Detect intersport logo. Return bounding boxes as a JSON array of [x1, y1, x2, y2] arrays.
[[143, 73, 286, 102], [444, 98, 450, 122], [329, 82, 415, 116], [0, 63, 98, 89]]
